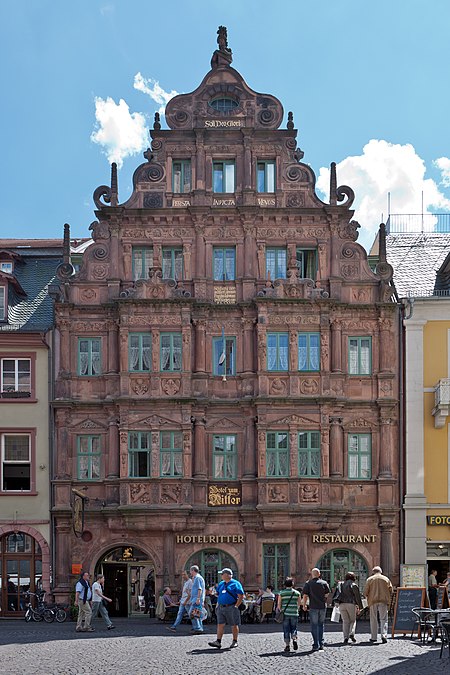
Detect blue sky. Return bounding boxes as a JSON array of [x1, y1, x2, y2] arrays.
[[1, 0, 449, 250]]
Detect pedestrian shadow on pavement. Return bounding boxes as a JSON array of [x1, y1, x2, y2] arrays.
[[189, 648, 228, 655], [260, 649, 311, 657]]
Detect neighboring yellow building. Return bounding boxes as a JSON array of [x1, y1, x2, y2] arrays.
[[385, 218, 450, 585], [0, 240, 62, 616]]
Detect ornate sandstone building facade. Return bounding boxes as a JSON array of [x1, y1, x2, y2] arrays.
[[51, 29, 400, 615]]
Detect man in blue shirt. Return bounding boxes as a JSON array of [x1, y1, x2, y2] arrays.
[[189, 565, 206, 634], [209, 568, 245, 649]]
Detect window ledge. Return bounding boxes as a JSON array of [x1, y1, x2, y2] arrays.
[[0, 491, 38, 496]]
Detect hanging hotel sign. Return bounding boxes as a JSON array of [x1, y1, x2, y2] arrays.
[[176, 534, 245, 544], [208, 483, 242, 506], [427, 516, 450, 525], [312, 534, 377, 544], [71, 488, 87, 538], [204, 119, 243, 128]]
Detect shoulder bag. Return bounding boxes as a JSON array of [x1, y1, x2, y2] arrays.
[[224, 582, 247, 612], [275, 591, 295, 623]]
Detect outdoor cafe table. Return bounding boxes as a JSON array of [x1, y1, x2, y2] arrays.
[[426, 608, 450, 642]]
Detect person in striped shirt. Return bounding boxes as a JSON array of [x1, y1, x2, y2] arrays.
[[277, 577, 302, 653]]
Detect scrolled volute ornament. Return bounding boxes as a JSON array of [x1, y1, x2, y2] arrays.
[[56, 261, 74, 281], [93, 245, 109, 261], [286, 164, 306, 182], [375, 261, 394, 281], [336, 185, 355, 209], [93, 185, 112, 209]]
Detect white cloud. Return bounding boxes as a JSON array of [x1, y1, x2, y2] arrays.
[[435, 157, 450, 187], [317, 140, 450, 250], [90, 96, 148, 168], [133, 72, 180, 115]]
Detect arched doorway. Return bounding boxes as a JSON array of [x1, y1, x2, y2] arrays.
[[317, 549, 369, 589], [0, 532, 43, 616], [186, 549, 238, 588], [95, 545, 155, 617]]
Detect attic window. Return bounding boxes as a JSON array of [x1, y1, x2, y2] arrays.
[[0, 262, 12, 274], [209, 97, 239, 113]]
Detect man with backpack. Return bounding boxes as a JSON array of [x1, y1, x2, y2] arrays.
[[208, 568, 245, 649]]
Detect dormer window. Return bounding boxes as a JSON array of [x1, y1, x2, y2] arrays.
[[0, 287, 5, 321], [0, 262, 12, 274], [209, 97, 239, 113]]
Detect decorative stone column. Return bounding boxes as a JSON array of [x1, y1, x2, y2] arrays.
[[194, 223, 206, 278], [195, 130, 205, 191], [380, 523, 393, 579], [244, 530, 258, 587], [296, 532, 309, 581], [331, 320, 342, 372], [379, 318, 393, 373], [55, 409, 70, 478], [242, 131, 252, 190], [257, 326, 267, 371], [320, 427, 330, 478], [163, 530, 175, 588], [119, 329, 128, 373], [59, 320, 71, 374], [107, 319, 118, 373], [193, 320, 206, 373], [289, 331, 297, 371], [241, 318, 255, 372], [107, 416, 119, 478], [193, 416, 207, 479], [242, 222, 254, 279], [379, 418, 393, 478], [243, 416, 256, 478], [329, 416, 343, 477]]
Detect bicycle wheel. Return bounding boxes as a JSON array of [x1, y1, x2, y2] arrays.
[[43, 609, 55, 623], [33, 610, 43, 622], [55, 608, 67, 623], [25, 609, 32, 622]]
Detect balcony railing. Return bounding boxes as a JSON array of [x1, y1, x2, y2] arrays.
[[386, 214, 450, 234], [432, 379, 450, 428]]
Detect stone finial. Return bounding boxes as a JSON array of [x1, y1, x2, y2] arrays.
[[110, 162, 118, 207], [63, 223, 70, 265], [329, 162, 337, 206], [153, 112, 161, 130], [287, 111, 294, 130], [379, 222, 387, 263]]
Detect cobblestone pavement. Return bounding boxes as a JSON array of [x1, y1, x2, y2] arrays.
[[0, 618, 449, 675]]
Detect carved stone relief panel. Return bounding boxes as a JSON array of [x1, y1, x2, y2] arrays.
[[299, 483, 320, 503], [267, 484, 289, 503]]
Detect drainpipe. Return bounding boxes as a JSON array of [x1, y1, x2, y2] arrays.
[[399, 297, 414, 567]]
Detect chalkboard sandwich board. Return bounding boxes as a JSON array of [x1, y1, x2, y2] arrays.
[[437, 584, 449, 609], [392, 587, 427, 637]]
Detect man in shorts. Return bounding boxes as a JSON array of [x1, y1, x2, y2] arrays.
[[208, 568, 245, 649]]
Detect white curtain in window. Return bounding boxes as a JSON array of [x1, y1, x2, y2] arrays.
[[268, 342, 277, 370], [142, 344, 151, 370], [360, 340, 370, 373], [161, 452, 171, 476], [266, 452, 276, 476], [172, 336, 182, 370], [214, 455, 225, 478], [161, 341, 171, 370], [349, 341, 358, 374], [129, 345, 140, 371], [310, 335, 320, 370], [214, 252, 224, 280], [91, 348, 101, 375], [225, 250, 234, 280], [278, 451, 288, 476], [298, 337, 307, 370], [279, 341, 288, 370], [174, 252, 183, 280]]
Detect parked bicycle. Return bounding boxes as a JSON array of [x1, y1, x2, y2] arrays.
[[24, 590, 55, 623]]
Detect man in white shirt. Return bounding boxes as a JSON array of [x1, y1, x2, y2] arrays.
[[167, 571, 193, 632], [92, 574, 115, 630]]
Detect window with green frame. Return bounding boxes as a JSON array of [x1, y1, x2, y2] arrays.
[[348, 433, 371, 479], [78, 338, 101, 376], [266, 431, 289, 477], [77, 435, 101, 480], [172, 160, 191, 193], [348, 337, 372, 375], [296, 248, 317, 279], [265, 247, 286, 280], [186, 549, 238, 589], [160, 430, 183, 476], [267, 333, 288, 371], [160, 333, 182, 372], [257, 160, 276, 192], [212, 435, 237, 480], [212, 336, 236, 376], [318, 549, 369, 589], [298, 333, 320, 371], [213, 160, 235, 193], [298, 431, 321, 477], [128, 431, 151, 478], [162, 247, 183, 281], [263, 544, 290, 592], [128, 333, 151, 372], [213, 247, 235, 280], [132, 247, 153, 280]]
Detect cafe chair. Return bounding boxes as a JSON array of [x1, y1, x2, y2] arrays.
[[411, 607, 434, 643], [439, 619, 450, 658], [260, 598, 275, 623]]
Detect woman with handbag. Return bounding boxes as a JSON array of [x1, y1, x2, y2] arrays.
[[277, 577, 302, 653], [334, 572, 363, 644]]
